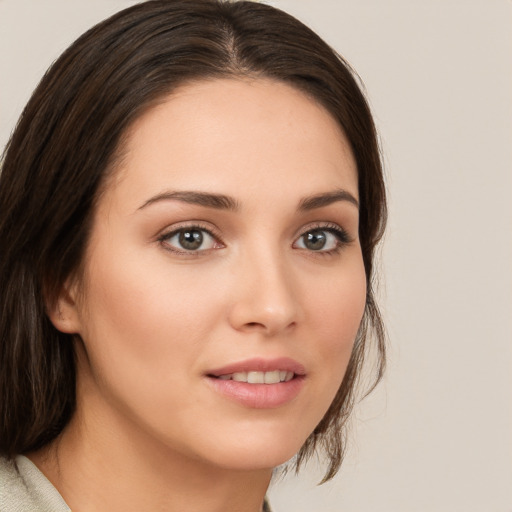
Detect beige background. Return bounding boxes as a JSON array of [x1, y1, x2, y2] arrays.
[[1, 1, 511, 511]]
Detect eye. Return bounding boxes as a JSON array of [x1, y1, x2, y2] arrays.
[[159, 226, 220, 253], [294, 226, 350, 253]]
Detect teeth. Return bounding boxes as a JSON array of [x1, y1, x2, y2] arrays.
[[218, 370, 295, 383], [264, 370, 280, 384], [232, 372, 248, 382], [247, 371, 264, 384]]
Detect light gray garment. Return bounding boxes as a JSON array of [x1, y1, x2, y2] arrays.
[[0, 455, 70, 512]]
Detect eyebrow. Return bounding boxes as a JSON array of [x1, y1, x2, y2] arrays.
[[138, 191, 240, 211], [137, 188, 359, 212], [298, 189, 359, 211]]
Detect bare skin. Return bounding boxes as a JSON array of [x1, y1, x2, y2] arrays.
[[30, 78, 365, 512]]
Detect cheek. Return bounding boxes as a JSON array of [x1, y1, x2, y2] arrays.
[[76, 246, 224, 391], [312, 258, 366, 337], [74, 252, 228, 448], [304, 256, 367, 385]]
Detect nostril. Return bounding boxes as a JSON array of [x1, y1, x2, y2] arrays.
[[242, 321, 268, 330]]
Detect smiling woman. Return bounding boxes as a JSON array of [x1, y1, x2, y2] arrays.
[[0, 1, 386, 511]]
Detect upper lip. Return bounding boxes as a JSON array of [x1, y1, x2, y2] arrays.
[[207, 357, 306, 377]]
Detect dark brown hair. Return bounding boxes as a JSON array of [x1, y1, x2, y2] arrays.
[[0, 0, 386, 481]]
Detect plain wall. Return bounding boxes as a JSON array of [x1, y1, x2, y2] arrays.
[[1, 1, 511, 511]]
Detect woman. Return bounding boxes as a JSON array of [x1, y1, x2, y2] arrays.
[[0, 1, 386, 510]]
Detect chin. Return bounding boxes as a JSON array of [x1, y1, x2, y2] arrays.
[[191, 423, 311, 472], [210, 448, 299, 472]]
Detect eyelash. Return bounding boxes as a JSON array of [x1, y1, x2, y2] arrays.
[[157, 222, 222, 256], [157, 222, 352, 256], [295, 222, 352, 256]]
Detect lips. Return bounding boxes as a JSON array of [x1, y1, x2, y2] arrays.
[[205, 357, 306, 408]]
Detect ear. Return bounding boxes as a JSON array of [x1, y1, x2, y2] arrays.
[[46, 279, 82, 334]]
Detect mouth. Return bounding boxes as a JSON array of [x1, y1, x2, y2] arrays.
[[210, 370, 296, 384], [205, 358, 306, 408], [206, 357, 305, 383]]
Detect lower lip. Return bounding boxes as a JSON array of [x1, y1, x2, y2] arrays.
[[206, 376, 305, 409]]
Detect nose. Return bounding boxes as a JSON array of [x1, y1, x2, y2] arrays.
[[227, 249, 300, 337]]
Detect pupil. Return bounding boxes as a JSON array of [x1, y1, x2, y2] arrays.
[[305, 230, 326, 250], [179, 230, 203, 250]]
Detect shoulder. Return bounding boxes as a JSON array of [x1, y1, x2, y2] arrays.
[[0, 455, 70, 512]]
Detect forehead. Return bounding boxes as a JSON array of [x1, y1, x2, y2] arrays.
[[107, 78, 358, 211]]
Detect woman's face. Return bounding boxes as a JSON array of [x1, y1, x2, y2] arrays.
[[62, 78, 366, 471]]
